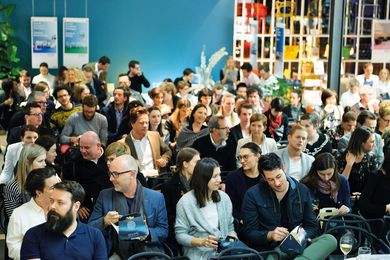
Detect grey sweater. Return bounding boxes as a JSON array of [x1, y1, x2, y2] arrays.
[[275, 147, 315, 181], [175, 190, 236, 260], [60, 111, 108, 146]]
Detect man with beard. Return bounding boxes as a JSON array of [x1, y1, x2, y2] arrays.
[[60, 94, 108, 146], [7, 167, 60, 260], [88, 155, 168, 259], [21, 180, 107, 259], [192, 115, 237, 171]]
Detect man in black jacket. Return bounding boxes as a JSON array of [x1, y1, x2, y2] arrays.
[[242, 153, 337, 258], [83, 66, 107, 107], [128, 60, 150, 92], [228, 103, 253, 148], [192, 115, 237, 172]]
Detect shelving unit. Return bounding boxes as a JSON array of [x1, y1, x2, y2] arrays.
[[233, 0, 390, 81]]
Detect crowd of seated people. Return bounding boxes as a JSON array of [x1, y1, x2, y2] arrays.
[[1, 59, 390, 259]]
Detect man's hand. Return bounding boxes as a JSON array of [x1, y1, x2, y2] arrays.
[[267, 227, 289, 242], [338, 205, 350, 214], [78, 207, 90, 220], [103, 211, 121, 227], [156, 158, 167, 168]]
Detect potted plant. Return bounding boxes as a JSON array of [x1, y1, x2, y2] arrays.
[[0, 2, 21, 80]]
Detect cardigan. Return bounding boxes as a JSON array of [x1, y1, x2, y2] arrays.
[[275, 147, 315, 181], [175, 190, 236, 260]]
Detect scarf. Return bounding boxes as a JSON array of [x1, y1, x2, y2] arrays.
[[317, 179, 338, 203], [179, 173, 191, 193], [268, 112, 282, 139]]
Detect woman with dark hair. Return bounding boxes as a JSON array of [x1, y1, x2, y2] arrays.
[[338, 127, 378, 194], [0, 79, 21, 130], [166, 99, 191, 149], [329, 110, 357, 149], [147, 106, 169, 144], [198, 87, 218, 117], [301, 153, 351, 214], [176, 103, 209, 151], [226, 142, 261, 221], [263, 97, 289, 142], [161, 148, 200, 252], [148, 87, 171, 116], [54, 65, 68, 89], [175, 158, 237, 260], [359, 152, 390, 219], [300, 112, 332, 157], [35, 135, 58, 168], [321, 88, 344, 131]]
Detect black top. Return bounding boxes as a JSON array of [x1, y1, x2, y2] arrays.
[[244, 174, 260, 190], [317, 191, 337, 209], [280, 186, 291, 230], [263, 110, 289, 142], [304, 132, 333, 157], [129, 73, 150, 93]]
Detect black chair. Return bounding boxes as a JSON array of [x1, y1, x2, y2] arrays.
[[213, 247, 264, 259], [128, 251, 170, 260], [147, 172, 173, 190]]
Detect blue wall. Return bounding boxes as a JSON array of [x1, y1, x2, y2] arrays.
[[4, 0, 234, 86]]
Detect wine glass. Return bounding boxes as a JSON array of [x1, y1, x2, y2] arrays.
[[340, 233, 354, 259]]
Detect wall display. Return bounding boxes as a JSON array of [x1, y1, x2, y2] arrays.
[[63, 17, 89, 68], [372, 20, 390, 62], [31, 17, 58, 68]]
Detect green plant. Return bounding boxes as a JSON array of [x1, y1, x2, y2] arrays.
[[0, 2, 21, 80]]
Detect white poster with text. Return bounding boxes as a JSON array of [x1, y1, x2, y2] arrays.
[[31, 17, 58, 68]]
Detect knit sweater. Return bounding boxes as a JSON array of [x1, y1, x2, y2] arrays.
[[175, 190, 236, 260]]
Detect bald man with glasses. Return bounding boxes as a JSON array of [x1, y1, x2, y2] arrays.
[[88, 154, 168, 259]]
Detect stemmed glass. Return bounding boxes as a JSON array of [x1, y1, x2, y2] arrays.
[[340, 232, 354, 259]]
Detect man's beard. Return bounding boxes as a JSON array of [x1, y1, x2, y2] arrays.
[[46, 206, 74, 234]]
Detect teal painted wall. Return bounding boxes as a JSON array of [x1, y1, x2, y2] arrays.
[[3, 0, 234, 87]]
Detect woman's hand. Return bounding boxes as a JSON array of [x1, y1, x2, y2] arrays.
[[203, 235, 219, 249], [338, 205, 350, 214]]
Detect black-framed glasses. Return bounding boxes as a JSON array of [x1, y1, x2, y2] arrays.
[[217, 126, 229, 130], [108, 169, 136, 178]]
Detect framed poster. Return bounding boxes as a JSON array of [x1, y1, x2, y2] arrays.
[[31, 17, 58, 68], [63, 17, 89, 67], [274, 22, 285, 78]]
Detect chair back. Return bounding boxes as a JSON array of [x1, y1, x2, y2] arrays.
[[214, 247, 264, 260], [128, 251, 170, 260]]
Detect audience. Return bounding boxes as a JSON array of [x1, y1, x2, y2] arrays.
[[376, 101, 390, 135], [242, 153, 337, 257], [123, 106, 172, 173], [220, 56, 240, 93], [217, 93, 239, 128], [376, 68, 390, 99], [356, 62, 379, 88], [175, 158, 237, 259], [192, 115, 237, 172], [240, 62, 260, 87], [176, 104, 209, 151], [148, 106, 170, 144], [88, 155, 168, 259], [3, 144, 47, 218], [300, 112, 332, 157], [7, 167, 60, 260], [128, 60, 150, 92], [228, 103, 253, 148], [359, 153, 390, 219], [329, 110, 357, 149], [340, 78, 361, 108], [275, 125, 315, 181], [21, 181, 107, 259], [197, 87, 218, 117], [31, 62, 55, 91], [300, 153, 351, 214], [60, 94, 108, 146], [247, 86, 270, 113], [338, 127, 378, 195], [283, 89, 306, 125], [0, 125, 39, 185], [166, 98, 191, 149], [236, 113, 277, 158], [226, 142, 261, 222], [263, 97, 289, 143]]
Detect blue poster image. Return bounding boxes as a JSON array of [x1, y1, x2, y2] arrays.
[[32, 20, 57, 53]]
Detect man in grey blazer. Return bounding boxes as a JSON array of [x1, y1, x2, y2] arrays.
[[275, 125, 314, 181]]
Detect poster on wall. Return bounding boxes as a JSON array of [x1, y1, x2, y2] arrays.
[[63, 18, 89, 67], [31, 17, 58, 68], [372, 20, 390, 62], [274, 23, 285, 78]]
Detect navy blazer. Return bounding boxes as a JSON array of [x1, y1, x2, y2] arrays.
[[227, 123, 244, 148], [88, 187, 168, 253], [225, 168, 251, 220], [101, 102, 130, 145]]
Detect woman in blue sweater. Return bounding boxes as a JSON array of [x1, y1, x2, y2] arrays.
[[300, 152, 351, 214]]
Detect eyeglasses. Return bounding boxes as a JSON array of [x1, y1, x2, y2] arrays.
[[237, 154, 253, 161], [108, 169, 136, 178], [381, 117, 390, 124], [29, 112, 43, 117]]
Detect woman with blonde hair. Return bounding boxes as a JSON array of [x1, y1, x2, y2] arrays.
[[220, 56, 239, 94], [217, 93, 239, 128], [3, 144, 47, 218], [166, 99, 191, 150], [376, 68, 390, 98], [376, 101, 390, 135], [160, 81, 180, 112], [64, 67, 87, 88]]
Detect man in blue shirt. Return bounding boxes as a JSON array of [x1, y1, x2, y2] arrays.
[[88, 154, 168, 259], [21, 180, 107, 260]]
